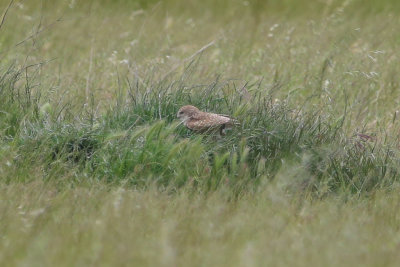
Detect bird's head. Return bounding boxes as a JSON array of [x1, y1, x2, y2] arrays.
[[177, 105, 200, 122]]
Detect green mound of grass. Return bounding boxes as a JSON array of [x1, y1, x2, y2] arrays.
[[1, 62, 399, 195]]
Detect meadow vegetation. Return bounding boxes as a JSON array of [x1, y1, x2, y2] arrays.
[[1, 0, 400, 266]]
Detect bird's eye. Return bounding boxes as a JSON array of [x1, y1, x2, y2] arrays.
[[179, 111, 184, 114]]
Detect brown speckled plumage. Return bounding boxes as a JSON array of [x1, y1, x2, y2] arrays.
[[177, 105, 235, 135]]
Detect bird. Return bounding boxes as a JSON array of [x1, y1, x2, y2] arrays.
[[177, 105, 236, 135]]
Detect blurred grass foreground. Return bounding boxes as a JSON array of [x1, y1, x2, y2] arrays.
[[1, 0, 400, 266]]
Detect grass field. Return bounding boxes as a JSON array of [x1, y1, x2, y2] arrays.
[[1, 0, 400, 266]]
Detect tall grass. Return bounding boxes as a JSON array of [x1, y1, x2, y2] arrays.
[[1, 1, 400, 265], [0, 57, 398, 195]]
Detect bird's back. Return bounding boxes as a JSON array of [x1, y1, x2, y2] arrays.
[[186, 112, 232, 132]]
